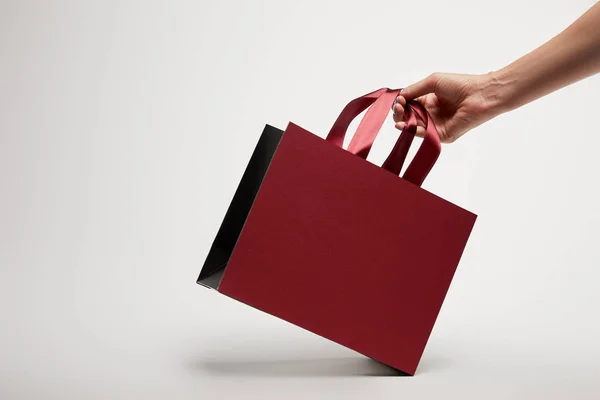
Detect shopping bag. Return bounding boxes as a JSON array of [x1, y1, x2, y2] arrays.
[[197, 88, 477, 375]]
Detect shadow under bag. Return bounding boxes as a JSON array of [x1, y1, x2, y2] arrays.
[[197, 88, 477, 375]]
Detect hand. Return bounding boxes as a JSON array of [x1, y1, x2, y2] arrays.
[[393, 72, 501, 143]]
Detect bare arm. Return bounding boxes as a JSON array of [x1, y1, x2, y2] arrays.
[[490, 2, 600, 113], [394, 2, 600, 143]]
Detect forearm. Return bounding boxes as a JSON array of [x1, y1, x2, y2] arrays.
[[487, 2, 600, 115]]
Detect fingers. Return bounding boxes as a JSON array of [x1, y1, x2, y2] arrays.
[[392, 95, 406, 123], [393, 94, 426, 136], [401, 73, 440, 100], [395, 122, 426, 138], [395, 104, 426, 138], [414, 126, 426, 138]]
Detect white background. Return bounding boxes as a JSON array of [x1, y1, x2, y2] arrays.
[[2, 0, 600, 399]]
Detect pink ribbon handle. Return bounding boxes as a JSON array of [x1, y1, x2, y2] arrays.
[[325, 88, 441, 187], [325, 88, 392, 151], [382, 100, 441, 187]]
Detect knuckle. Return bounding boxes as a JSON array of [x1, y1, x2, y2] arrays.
[[427, 73, 442, 93], [429, 72, 441, 83]]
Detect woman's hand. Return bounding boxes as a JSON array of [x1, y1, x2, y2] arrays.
[[393, 72, 502, 143]]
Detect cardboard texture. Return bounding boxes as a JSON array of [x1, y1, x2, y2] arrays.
[[197, 88, 477, 375]]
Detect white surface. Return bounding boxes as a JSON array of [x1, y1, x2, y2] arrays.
[[2, 1, 600, 399]]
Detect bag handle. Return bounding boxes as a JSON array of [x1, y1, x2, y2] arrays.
[[382, 100, 441, 187], [325, 88, 391, 153], [325, 88, 441, 187]]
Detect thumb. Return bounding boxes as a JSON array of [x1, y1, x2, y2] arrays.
[[401, 73, 439, 100]]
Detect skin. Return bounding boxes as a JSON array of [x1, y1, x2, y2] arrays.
[[393, 2, 600, 144]]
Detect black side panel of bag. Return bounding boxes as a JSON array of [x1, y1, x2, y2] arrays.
[[197, 125, 284, 289]]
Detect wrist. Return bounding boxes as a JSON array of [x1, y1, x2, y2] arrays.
[[480, 70, 518, 118]]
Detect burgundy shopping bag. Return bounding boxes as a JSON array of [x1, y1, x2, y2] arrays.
[[197, 88, 477, 375]]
